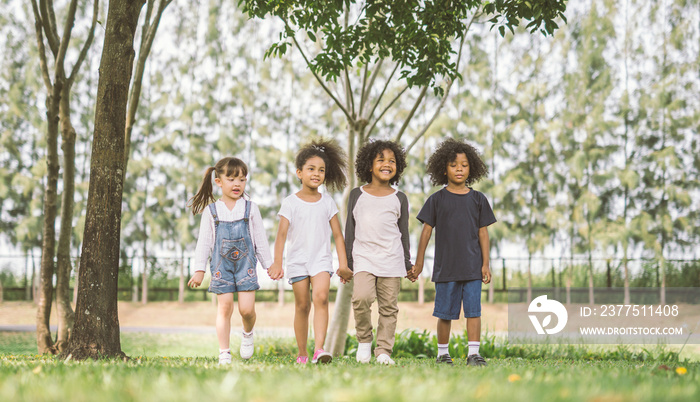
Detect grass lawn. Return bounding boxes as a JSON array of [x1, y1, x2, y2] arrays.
[[1, 332, 698, 401]]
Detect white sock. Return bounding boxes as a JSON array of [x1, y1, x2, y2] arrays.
[[437, 343, 449, 356], [468, 341, 480, 356], [219, 348, 230, 354], [243, 330, 253, 338]]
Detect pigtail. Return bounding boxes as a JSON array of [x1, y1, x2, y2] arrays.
[[187, 167, 217, 215]]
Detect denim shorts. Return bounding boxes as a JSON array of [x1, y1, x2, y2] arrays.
[[433, 279, 482, 320], [288, 272, 333, 285]]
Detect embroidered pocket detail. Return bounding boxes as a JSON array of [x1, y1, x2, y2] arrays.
[[214, 271, 221, 279], [221, 238, 248, 263], [248, 268, 255, 276]]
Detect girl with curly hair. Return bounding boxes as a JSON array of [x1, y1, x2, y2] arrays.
[[345, 139, 412, 365], [268, 138, 349, 364], [409, 138, 496, 366]]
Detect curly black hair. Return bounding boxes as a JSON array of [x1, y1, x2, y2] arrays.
[[295, 138, 348, 192], [426, 138, 488, 186], [355, 139, 407, 185]]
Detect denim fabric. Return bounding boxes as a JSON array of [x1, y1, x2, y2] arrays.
[[208, 201, 259, 293], [433, 279, 482, 320], [288, 275, 309, 285]]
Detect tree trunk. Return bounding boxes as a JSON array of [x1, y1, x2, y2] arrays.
[[55, 89, 77, 352], [142, 247, 148, 304], [325, 124, 358, 356], [178, 251, 185, 304], [36, 80, 61, 355], [63, 0, 145, 360]]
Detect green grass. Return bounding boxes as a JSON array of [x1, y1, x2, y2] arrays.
[[1, 332, 699, 401]]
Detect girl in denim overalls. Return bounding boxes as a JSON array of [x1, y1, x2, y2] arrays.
[[188, 157, 273, 364]]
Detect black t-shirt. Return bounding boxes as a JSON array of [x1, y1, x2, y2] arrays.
[[416, 188, 497, 282]]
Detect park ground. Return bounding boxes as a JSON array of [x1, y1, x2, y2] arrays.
[[1, 301, 699, 401]]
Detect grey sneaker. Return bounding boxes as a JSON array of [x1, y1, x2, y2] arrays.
[[466, 354, 487, 366], [436, 354, 453, 365]]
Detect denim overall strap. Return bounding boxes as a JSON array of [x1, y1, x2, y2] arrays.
[[243, 199, 250, 222], [208, 203, 219, 227], [207, 200, 259, 294]]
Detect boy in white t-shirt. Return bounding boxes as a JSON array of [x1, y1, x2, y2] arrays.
[[268, 139, 350, 364]]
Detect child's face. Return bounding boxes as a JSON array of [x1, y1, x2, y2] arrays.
[[446, 153, 469, 186], [215, 172, 247, 201], [370, 148, 397, 184], [296, 156, 326, 190]]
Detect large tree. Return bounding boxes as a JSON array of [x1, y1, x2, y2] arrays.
[[63, 0, 145, 360], [242, 0, 567, 355]]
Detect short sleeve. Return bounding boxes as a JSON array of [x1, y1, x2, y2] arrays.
[[278, 197, 293, 223], [478, 192, 497, 228], [326, 194, 339, 221], [416, 193, 436, 227]]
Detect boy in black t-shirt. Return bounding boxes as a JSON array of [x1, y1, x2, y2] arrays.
[[409, 138, 496, 366]]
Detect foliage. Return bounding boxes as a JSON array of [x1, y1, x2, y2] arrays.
[[241, 0, 566, 95]]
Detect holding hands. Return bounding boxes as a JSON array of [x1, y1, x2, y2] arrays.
[[267, 261, 284, 280], [336, 265, 353, 284], [406, 263, 423, 282]]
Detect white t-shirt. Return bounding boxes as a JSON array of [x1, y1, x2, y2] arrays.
[[193, 199, 273, 272], [351, 187, 407, 277], [278, 192, 339, 278]]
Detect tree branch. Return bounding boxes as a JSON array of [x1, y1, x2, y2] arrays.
[[360, 58, 384, 118], [358, 62, 369, 117], [405, 11, 477, 153], [68, 0, 100, 86], [365, 84, 408, 138], [283, 18, 354, 123], [39, 0, 59, 56], [342, 5, 355, 117], [394, 85, 428, 142], [55, 0, 80, 82], [365, 61, 399, 122], [30, 0, 53, 91]]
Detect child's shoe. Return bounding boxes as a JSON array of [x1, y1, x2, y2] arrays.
[[376, 353, 395, 365], [312, 349, 332, 364], [296, 356, 308, 364], [436, 354, 453, 365], [240, 331, 254, 360], [466, 354, 487, 366], [356, 342, 371, 363], [218, 350, 232, 365]]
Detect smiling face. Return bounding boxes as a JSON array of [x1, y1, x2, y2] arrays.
[[370, 148, 397, 184], [296, 155, 326, 191], [215, 172, 247, 202], [446, 153, 470, 186]]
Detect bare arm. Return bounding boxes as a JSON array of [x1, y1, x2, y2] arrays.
[[408, 223, 433, 282], [268, 216, 289, 280], [478, 226, 491, 283], [330, 214, 352, 283]]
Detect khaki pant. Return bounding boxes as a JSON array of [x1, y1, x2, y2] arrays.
[[351, 271, 401, 357]]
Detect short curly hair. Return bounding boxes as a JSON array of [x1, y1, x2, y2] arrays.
[[355, 139, 407, 185], [295, 138, 348, 192], [427, 138, 488, 186]]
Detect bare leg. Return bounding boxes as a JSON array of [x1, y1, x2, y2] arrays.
[[437, 318, 452, 345], [216, 293, 235, 350], [466, 317, 481, 342], [310, 272, 331, 351], [237, 291, 256, 332], [292, 278, 311, 357]]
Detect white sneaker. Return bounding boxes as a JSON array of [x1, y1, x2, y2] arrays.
[[376, 353, 395, 365], [356, 342, 371, 363], [219, 351, 232, 365], [240, 331, 254, 360]]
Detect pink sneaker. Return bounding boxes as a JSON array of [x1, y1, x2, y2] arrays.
[[296, 356, 308, 364], [312, 349, 332, 364]]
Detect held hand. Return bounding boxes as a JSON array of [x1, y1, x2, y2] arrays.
[[188, 271, 205, 288], [407, 264, 423, 282], [482, 265, 492, 284], [267, 261, 284, 280], [336, 266, 353, 283]]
